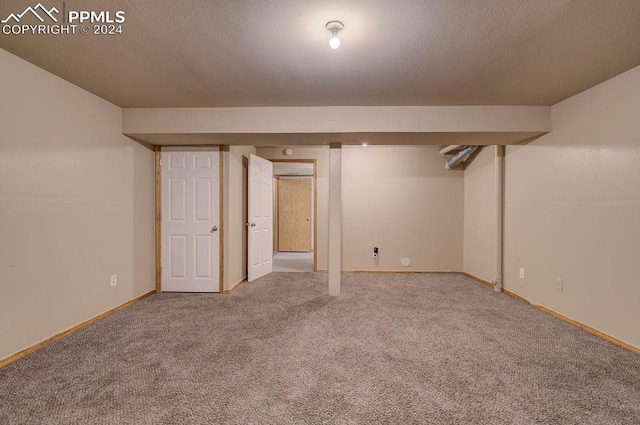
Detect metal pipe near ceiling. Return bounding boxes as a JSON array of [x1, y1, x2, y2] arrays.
[[444, 145, 478, 169], [493, 145, 505, 292], [438, 145, 463, 155]]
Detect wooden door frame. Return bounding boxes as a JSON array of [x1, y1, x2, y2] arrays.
[[155, 146, 225, 293], [154, 147, 161, 293], [270, 159, 318, 272]]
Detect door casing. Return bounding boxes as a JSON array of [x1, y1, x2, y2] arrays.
[[270, 159, 318, 272]]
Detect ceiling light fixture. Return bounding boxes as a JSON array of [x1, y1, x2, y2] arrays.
[[362, 142, 368, 147], [326, 20, 344, 49]]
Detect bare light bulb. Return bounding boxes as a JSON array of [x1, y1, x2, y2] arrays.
[[329, 32, 341, 49], [326, 20, 344, 50]]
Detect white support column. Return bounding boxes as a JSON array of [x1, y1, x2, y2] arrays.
[[328, 144, 342, 296]]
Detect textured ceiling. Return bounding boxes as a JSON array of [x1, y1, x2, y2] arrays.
[[1, 0, 640, 108]]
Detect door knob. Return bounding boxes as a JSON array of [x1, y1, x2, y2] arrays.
[[250, 223, 256, 227], [306, 218, 311, 221], [210, 226, 218, 233]]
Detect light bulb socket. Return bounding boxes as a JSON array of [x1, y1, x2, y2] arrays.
[[325, 20, 344, 32]]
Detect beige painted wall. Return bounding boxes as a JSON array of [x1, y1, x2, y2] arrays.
[[0, 49, 155, 360], [463, 147, 498, 282], [223, 145, 256, 290], [342, 146, 464, 271], [256, 146, 330, 270], [503, 64, 640, 349]]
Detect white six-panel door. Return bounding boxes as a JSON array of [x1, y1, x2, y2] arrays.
[[161, 149, 220, 292], [248, 154, 273, 282]]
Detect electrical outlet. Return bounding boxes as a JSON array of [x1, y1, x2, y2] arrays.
[[372, 247, 379, 258], [519, 268, 525, 279], [556, 278, 563, 291], [111, 274, 117, 287]]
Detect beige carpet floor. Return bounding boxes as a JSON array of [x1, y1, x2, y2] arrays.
[[273, 252, 314, 272], [1, 273, 639, 424]]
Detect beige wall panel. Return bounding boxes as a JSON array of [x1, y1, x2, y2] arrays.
[[0, 49, 155, 360], [133, 142, 156, 296], [342, 146, 464, 271], [256, 146, 329, 269], [463, 147, 498, 282], [503, 64, 640, 349]]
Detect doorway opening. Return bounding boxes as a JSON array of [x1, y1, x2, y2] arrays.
[[272, 160, 317, 273]]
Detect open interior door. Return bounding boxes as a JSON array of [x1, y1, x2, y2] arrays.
[[248, 154, 273, 282]]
